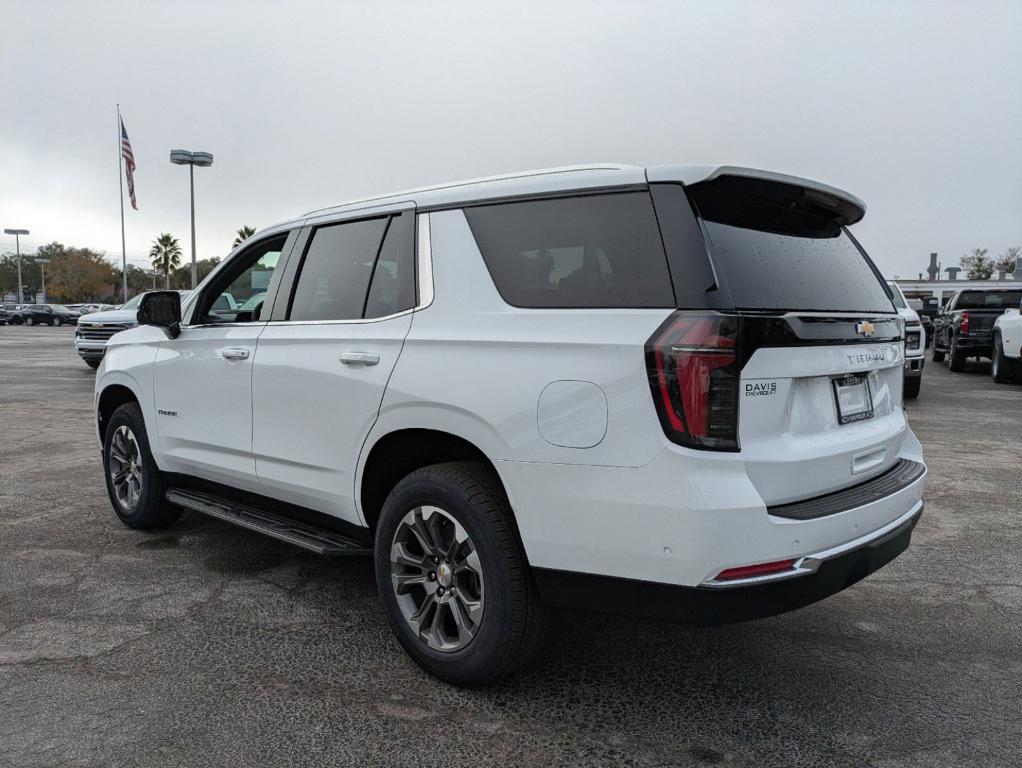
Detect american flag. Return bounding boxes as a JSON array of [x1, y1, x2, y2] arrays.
[[120, 117, 137, 210]]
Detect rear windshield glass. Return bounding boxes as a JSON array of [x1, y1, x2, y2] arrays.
[[955, 290, 1022, 309], [689, 178, 893, 313], [464, 193, 675, 308]]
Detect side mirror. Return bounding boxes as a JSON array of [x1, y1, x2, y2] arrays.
[[137, 291, 182, 338]]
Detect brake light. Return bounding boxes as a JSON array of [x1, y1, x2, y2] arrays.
[[646, 311, 740, 451], [960, 311, 970, 333], [716, 558, 798, 581]]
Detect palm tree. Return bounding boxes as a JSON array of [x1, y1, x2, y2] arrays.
[[149, 233, 182, 289], [233, 226, 256, 248]]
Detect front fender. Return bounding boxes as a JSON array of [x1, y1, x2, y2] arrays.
[[95, 327, 164, 453]]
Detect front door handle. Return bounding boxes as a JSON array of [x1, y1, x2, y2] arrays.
[[340, 351, 380, 366], [221, 347, 250, 361]]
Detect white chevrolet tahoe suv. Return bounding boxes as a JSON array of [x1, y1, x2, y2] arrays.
[[94, 164, 926, 685]]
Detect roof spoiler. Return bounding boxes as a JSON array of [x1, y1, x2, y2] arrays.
[[646, 165, 866, 226]]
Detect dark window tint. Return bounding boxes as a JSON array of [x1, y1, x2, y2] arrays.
[[364, 212, 416, 318], [688, 178, 893, 313], [954, 290, 1022, 309], [464, 193, 675, 308], [289, 218, 388, 321]]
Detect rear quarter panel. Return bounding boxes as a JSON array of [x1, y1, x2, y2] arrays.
[[370, 209, 673, 468]]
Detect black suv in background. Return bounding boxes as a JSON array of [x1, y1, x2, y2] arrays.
[[932, 288, 1022, 371]]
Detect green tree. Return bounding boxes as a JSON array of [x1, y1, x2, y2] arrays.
[[233, 226, 256, 248], [0, 251, 41, 301], [995, 246, 1021, 274], [149, 234, 182, 289], [960, 248, 993, 280], [36, 242, 117, 302], [170, 257, 220, 289]]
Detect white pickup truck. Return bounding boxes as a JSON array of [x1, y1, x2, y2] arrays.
[[992, 299, 1022, 383]]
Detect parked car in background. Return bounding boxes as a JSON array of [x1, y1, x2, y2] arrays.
[[0, 305, 13, 325], [79, 303, 118, 315], [907, 298, 934, 347], [992, 296, 1022, 383], [0, 302, 26, 325], [15, 304, 81, 326], [75, 291, 191, 368], [887, 282, 924, 398], [94, 164, 925, 685], [932, 288, 1022, 371]]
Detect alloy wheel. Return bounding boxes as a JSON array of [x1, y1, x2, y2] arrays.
[[109, 425, 144, 511], [390, 505, 485, 652]]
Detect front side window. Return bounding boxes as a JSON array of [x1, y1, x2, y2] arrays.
[[196, 235, 286, 323], [464, 193, 675, 309]]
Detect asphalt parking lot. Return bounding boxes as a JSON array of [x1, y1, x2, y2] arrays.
[[1, 325, 1019, 767]]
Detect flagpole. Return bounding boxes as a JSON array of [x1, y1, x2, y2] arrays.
[[117, 103, 128, 303]]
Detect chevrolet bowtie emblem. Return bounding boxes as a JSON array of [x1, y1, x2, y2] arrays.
[[855, 320, 875, 337]]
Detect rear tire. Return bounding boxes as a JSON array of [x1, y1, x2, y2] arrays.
[[992, 335, 1018, 384], [102, 402, 181, 530], [85, 359, 101, 370], [931, 347, 945, 363], [53, 317, 62, 326], [375, 461, 547, 686], [25, 316, 35, 326], [948, 340, 966, 372], [904, 375, 921, 399]]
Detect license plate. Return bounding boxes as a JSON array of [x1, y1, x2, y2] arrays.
[[833, 373, 874, 425]]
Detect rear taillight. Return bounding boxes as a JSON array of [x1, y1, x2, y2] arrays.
[[960, 311, 970, 333], [646, 311, 740, 451]]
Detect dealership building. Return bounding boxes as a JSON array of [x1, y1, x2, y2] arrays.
[[891, 252, 1022, 306]]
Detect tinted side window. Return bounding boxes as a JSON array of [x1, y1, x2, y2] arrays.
[[464, 193, 675, 309], [289, 218, 388, 321], [364, 212, 416, 319]]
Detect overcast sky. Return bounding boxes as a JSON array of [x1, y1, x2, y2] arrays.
[[2, 0, 1020, 279]]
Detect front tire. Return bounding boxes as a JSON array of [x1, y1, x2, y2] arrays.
[[375, 462, 546, 686], [102, 402, 181, 530], [85, 359, 101, 370], [904, 375, 921, 399], [931, 347, 946, 363], [52, 317, 62, 326]]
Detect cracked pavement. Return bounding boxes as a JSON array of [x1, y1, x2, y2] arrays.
[[1, 325, 1020, 767]]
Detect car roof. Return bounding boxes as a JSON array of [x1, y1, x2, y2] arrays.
[[263, 163, 865, 233]]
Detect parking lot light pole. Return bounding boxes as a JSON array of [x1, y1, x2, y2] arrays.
[[4, 228, 29, 303], [169, 149, 214, 289], [34, 258, 50, 304]]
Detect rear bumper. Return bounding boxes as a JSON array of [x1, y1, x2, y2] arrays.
[[953, 334, 992, 356], [502, 427, 926, 589], [535, 503, 922, 625]]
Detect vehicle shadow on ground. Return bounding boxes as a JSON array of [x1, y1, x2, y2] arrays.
[[179, 512, 932, 760]]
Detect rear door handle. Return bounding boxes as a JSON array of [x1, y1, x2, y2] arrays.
[[340, 351, 380, 366], [221, 347, 250, 361]]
